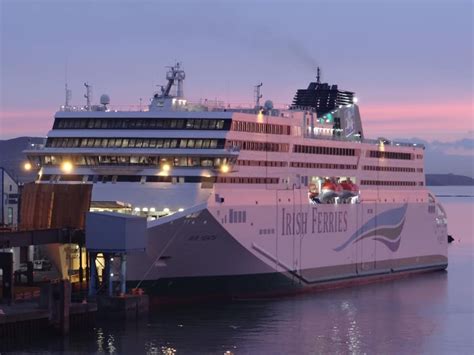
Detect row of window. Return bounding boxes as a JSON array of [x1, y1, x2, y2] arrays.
[[39, 174, 278, 185], [226, 140, 289, 152], [45, 174, 184, 183], [363, 165, 418, 173], [46, 137, 224, 150], [368, 151, 412, 160], [40, 172, 425, 188], [216, 177, 279, 184], [360, 180, 423, 186], [231, 121, 291, 135], [39, 155, 232, 168], [293, 145, 356, 156], [291, 162, 357, 170], [54, 118, 229, 130], [237, 160, 288, 167]]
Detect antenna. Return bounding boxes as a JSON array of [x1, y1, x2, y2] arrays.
[[316, 67, 321, 84], [175, 62, 185, 98], [84, 82, 92, 110], [65, 83, 72, 108], [254, 82, 263, 109], [64, 61, 72, 107]]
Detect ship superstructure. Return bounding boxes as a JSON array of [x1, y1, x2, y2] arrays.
[[25, 64, 448, 302]]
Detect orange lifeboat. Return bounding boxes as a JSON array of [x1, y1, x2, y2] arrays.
[[339, 179, 359, 199], [319, 179, 339, 202]]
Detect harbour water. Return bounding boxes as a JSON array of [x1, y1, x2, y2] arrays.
[[1, 186, 473, 354]]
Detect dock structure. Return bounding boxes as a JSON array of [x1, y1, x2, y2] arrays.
[[1, 181, 150, 340], [0, 228, 85, 303], [1, 183, 91, 304], [85, 211, 149, 319], [0, 286, 97, 341], [0, 183, 94, 338]]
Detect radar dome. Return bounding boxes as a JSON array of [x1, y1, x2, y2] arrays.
[[100, 94, 110, 106], [264, 100, 274, 110]]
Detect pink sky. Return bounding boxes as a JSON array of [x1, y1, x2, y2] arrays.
[[1, 109, 54, 138], [360, 99, 473, 141], [1, 99, 472, 142]]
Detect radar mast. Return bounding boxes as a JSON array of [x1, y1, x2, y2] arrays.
[[84, 82, 92, 111], [254, 83, 263, 109]]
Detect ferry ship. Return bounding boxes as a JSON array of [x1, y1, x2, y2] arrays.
[[26, 64, 448, 302]]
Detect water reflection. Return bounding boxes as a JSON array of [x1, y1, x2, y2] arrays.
[[0, 257, 457, 354], [1, 199, 472, 353]]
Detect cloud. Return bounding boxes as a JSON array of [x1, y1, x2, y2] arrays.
[[361, 100, 472, 120], [429, 138, 474, 158], [394, 136, 474, 177], [0, 109, 52, 139], [360, 99, 473, 140]]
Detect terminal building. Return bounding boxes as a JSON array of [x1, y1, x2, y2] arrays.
[[1, 167, 21, 273], [1, 167, 19, 228]]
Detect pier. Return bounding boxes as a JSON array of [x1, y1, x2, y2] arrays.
[[0, 183, 148, 341]]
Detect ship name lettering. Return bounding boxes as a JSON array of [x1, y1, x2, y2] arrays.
[[311, 209, 349, 235], [281, 208, 348, 236], [282, 208, 307, 236]]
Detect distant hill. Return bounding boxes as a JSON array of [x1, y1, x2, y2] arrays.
[[426, 174, 474, 186], [0, 136, 45, 183]]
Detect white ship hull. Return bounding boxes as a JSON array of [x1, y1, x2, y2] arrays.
[[124, 187, 448, 303]]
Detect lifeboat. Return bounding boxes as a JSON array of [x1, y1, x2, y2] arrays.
[[339, 179, 359, 199], [319, 179, 339, 202]]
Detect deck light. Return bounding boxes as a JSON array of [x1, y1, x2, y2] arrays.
[[221, 164, 230, 173], [23, 162, 32, 171], [178, 208, 184, 212], [353, 97, 358, 103], [134, 207, 140, 212], [61, 161, 73, 174], [162, 163, 171, 172], [163, 208, 170, 214]]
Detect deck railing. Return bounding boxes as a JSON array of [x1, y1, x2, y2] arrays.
[[58, 101, 291, 113], [303, 133, 424, 148]]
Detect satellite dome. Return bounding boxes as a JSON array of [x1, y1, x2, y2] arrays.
[[100, 94, 110, 106], [264, 100, 274, 110]]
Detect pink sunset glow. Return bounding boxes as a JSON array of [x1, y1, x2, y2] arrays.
[[1, 100, 474, 141], [0, 109, 55, 138], [1, 99, 472, 141], [360, 99, 473, 140]]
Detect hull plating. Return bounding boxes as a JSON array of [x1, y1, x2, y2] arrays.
[[125, 189, 448, 300]]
